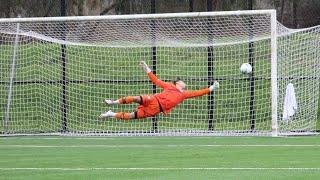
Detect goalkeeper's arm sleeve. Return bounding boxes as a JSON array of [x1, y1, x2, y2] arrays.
[[147, 72, 170, 89], [184, 88, 210, 99]]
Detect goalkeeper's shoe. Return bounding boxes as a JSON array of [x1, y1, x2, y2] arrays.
[[99, 110, 115, 119], [104, 99, 115, 105]]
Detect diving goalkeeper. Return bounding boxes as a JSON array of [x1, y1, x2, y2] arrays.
[[99, 61, 219, 120]]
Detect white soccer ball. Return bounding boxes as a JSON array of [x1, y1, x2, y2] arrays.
[[240, 63, 252, 74]]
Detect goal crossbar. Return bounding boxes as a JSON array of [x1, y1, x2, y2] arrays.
[[0, 10, 276, 23]]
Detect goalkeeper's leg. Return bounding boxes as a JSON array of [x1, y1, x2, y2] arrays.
[[99, 110, 136, 120], [99, 110, 151, 120], [99, 109, 159, 120], [104, 96, 141, 105], [99, 95, 161, 120]]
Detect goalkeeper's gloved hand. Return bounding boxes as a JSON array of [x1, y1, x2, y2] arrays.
[[209, 81, 219, 92], [140, 61, 151, 73]]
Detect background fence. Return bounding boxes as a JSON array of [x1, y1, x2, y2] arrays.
[[0, 0, 319, 28]]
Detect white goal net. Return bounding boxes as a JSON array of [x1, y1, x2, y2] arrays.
[[0, 10, 319, 136]]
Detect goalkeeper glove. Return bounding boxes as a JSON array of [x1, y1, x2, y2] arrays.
[[209, 81, 219, 92], [140, 61, 151, 73]]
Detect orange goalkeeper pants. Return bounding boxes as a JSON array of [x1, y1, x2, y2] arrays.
[[136, 95, 162, 119]]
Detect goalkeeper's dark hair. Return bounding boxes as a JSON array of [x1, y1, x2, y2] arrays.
[[173, 77, 183, 85]]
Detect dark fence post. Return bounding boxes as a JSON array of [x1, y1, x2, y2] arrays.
[[189, 0, 193, 12], [292, 0, 298, 28], [207, 0, 214, 131], [60, 0, 68, 132], [247, 0, 255, 131], [151, 0, 158, 133]]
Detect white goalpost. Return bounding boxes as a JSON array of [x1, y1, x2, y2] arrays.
[[0, 10, 319, 136], [270, 11, 278, 136]]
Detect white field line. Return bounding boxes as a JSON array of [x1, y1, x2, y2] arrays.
[[0, 167, 320, 171], [2, 137, 117, 140], [0, 144, 320, 148], [4, 136, 318, 140], [2, 137, 225, 140]]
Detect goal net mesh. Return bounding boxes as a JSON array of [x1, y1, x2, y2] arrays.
[[0, 11, 319, 136]]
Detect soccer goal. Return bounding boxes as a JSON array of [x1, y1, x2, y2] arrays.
[[0, 10, 319, 136]]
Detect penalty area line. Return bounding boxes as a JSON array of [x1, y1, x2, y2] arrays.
[[1, 167, 320, 171]]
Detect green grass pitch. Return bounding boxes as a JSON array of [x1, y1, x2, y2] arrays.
[[0, 136, 320, 179]]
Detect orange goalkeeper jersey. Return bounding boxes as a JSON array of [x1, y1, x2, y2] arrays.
[[147, 72, 210, 115]]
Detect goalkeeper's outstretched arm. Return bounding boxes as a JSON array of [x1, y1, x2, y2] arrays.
[[184, 81, 219, 99], [140, 61, 169, 89]]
